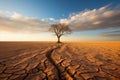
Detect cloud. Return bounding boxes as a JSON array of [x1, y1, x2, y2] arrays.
[[11, 12, 27, 20], [1, 4, 120, 34], [0, 10, 4, 15], [49, 18, 55, 21], [100, 30, 120, 36], [100, 30, 120, 41], [0, 11, 50, 33], [60, 5, 120, 31], [41, 18, 58, 24]]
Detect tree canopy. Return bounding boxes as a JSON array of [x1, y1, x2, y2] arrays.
[[49, 24, 72, 43]]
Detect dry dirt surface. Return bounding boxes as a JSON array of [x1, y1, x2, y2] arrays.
[[0, 42, 120, 80]]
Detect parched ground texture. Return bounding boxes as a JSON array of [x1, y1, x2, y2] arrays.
[[0, 42, 120, 80]]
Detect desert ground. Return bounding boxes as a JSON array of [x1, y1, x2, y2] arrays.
[[0, 42, 120, 80]]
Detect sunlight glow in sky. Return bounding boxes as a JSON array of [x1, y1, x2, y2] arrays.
[[0, 0, 120, 41]]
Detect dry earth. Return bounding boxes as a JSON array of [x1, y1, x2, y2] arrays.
[[0, 42, 120, 80]]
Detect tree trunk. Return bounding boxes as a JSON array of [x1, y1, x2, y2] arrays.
[[57, 36, 61, 43]]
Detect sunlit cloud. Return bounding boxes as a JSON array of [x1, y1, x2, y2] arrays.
[[0, 10, 4, 16], [0, 11, 50, 33], [11, 12, 28, 20], [60, 5, 120, 31]]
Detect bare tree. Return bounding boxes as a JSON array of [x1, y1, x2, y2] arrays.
[[49, 23, 72, 43]]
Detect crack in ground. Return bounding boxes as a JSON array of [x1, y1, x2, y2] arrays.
[[1, 43, 120, 80], [46, 47, 62, 80], [46, 44, 77, 80]]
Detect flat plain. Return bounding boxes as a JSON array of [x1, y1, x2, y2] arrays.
[[0, 42, 120, 80]]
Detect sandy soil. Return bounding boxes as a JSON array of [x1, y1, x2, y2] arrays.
[[0, 42, 120, 80]]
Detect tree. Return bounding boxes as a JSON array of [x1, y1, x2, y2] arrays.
[[49, 23, 72, 43]]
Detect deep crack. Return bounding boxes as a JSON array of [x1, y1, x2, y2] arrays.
[[46, 47, 62, 80]]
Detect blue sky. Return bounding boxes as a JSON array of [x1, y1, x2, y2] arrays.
[[0, 0, 120, 41], [0, 0, 119, 18]]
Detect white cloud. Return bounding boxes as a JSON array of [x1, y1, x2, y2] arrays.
[[0, 12, 50, 33], [41, 18, 56, 23], [60, 5, 120, 31], [49, 18, 55, 21]]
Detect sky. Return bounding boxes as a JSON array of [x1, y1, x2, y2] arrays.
[[0, 0, 120, 41]]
